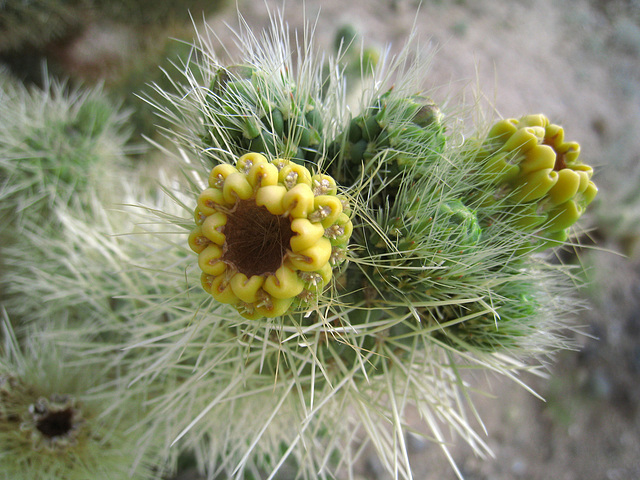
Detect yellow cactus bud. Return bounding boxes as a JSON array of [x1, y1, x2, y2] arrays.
[[255, 185, 288, 215], [246, 161, 279, 188], [197, 187, 226, 216], [482, 152, 520, 184], [511, 168, 558, 203], [198, 244, 225, 276], [546, 169, 581, 205], [223, 172, 253, 203], [279, 162, 313, 189], [290, 218, 326, 251], [501, 126, 544, 153], [289, 237, 333, 271], [188, 226, 210, 253], [210, 275, 239, 304], [263, 263, 305, 299], [519, 145, 556, 175], [257, 296, 294, 318], [310, 195, 343, 226], [325, 212, 353, 246], [236, 152, 268, 173], [229, 273, 265, 303], [282, 184, 315, 218], [487, 118, 518, 143], [208, 163, 238, 188], [311, 174, 338, 196], [580, 181, 598, 206], [201, 212, 227, 245], [545, 200, 582, 233], [479, 114, 598, 246], [519, 114, 548, 128]]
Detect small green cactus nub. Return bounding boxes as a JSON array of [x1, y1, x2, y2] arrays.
[[202, 65, 325, 164], [329, 89, 446, 204], [437, 200, 482, 247]]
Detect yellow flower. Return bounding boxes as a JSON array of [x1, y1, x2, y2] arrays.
[[189, 153, 352, 318]]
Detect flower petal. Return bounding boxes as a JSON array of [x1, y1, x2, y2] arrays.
[[263, 263, 305, 299], [229, 273, 265, 303]]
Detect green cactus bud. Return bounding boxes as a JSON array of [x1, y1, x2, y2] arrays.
[[202, 64, 328, 163], [305, 107, 324, 132], [328, 88, 447, 206], [437, 200, 482, 247]]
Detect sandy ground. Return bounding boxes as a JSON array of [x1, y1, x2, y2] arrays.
[[5, 0, 640, 478]]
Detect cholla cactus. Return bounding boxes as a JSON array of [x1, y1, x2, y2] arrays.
[[118, 11, 600, 480], [0, 9, 597, 480], [0, 313, 159, 480], [116, 9, 604, 480], [0, 71, 132, 232]]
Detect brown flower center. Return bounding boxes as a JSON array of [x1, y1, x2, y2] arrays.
[[544, 137, 567, 171], [36, 407, 74, 438], [222, 200, 294, 277]]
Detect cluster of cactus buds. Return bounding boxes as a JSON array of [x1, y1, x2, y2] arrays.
[[470, 114, 598, 248], [329, 89, 445, 200], [1, 374, 85, 453], [189, 152, 352, 318], [21, 394, 85, 451], [201, 66, 324, 165]]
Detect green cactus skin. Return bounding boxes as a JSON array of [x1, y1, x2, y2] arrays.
[[327, 89, 446, 206], [200, 65, 325, 167]]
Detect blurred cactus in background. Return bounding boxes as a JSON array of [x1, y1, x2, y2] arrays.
[[0, 66, 132, 239], [0, 314, 162, 480], [0, 5, 601, 480], [0, 0, 229, 55]]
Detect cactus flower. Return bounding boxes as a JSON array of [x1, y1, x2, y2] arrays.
[[189, 152, 352, 318]]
